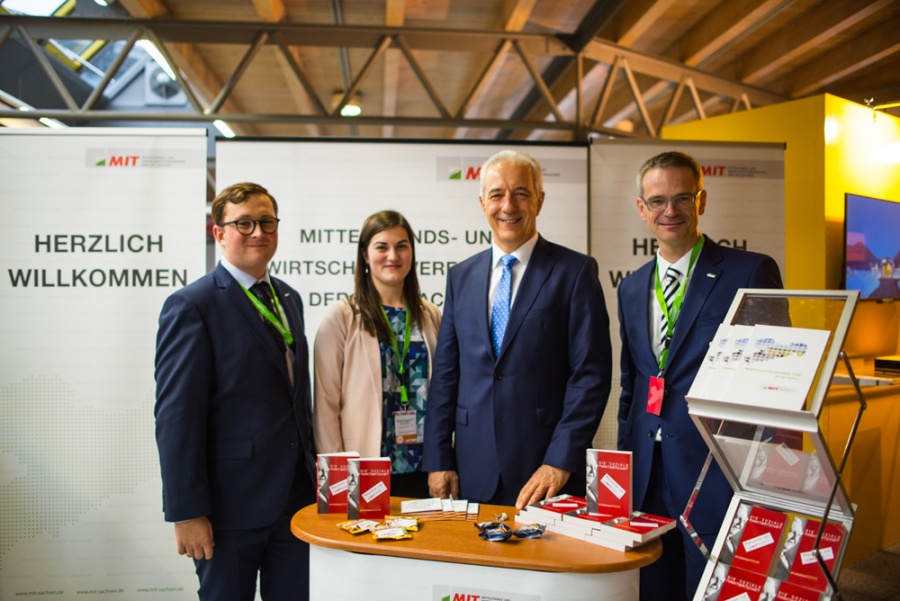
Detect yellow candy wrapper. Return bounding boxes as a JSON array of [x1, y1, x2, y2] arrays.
[[383, 515, 420, 532], [372, 526, 412, 540], [337, 519, 380, 534]]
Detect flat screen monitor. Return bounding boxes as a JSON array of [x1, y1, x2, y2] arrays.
[[843, 193, 900, 300]]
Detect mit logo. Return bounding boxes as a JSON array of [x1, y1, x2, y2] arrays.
[[108, 155, 140, 166]]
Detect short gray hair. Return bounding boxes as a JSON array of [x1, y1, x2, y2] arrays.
[[636, 151, 703, 197], [480, 150, 543, 195]]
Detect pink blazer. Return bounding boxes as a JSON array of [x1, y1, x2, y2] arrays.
[[313, 298, 441, 457]]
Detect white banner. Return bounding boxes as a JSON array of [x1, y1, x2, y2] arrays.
[[0, 128, 208, 599], [215, 140, 589, 343], [590, 138, 786, 448]]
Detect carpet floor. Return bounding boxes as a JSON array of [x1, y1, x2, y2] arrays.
[[836, 543, 900, 600]]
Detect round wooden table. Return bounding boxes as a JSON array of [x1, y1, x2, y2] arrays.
[[292, 498, 661, 600]]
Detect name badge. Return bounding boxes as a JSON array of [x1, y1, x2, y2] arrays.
[[393, 410, 420, 444], [647, 376, 664, 415]]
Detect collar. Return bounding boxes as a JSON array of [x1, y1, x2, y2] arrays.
[[656, 235, 704, 278], [220, 258, 272, 288], [491, 232, 539, 268]]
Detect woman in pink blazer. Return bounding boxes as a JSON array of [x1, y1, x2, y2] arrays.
[[313, 210, 441, 498]]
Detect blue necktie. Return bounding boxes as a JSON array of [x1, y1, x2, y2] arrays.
[[491, 254, 518, 356]]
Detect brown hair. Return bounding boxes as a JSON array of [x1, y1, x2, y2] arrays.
[[212, 182, 278, 225], [351, 210, 425, 342]]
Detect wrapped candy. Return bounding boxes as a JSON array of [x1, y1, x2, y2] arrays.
[[372, 526, 413, 540], [475, 521, 513, 542], [337, 519, 380, 534], [512, 524, 546, 539], [383, 515, 420, 532]]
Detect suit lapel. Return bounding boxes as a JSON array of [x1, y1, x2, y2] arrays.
[[215, 266, 292, 385], [632, 263, 659, 370], [667, 236, 722, 361], [497, 237, 554, 360], [471, 249, 493, 356]]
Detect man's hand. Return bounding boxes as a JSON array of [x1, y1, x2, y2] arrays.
[[515, 465, 571, 510], [428, 470, 459, 499], [175, 516, 214, 561]]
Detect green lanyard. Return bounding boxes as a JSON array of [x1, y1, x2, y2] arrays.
[[654, 237, 703, 373], [241, 282, 295, 346], [381, 305, 411, 405]]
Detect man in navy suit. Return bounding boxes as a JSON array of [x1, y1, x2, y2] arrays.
[[424, 150, 612, 509], [617, 151, 783, 601], [155, 182, 316, 600]]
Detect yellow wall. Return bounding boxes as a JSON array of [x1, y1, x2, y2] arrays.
[[823, 96, 900, 290], [662, 96, 825, 290], [663, 95, 900, 566], [661, 94, 900, 293]]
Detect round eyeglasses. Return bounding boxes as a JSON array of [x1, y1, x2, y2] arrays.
[[219, 217, 280, 235], [641, 190, 702, 213]]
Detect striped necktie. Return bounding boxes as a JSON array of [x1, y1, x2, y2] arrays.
[[659, 266, 681, 349]]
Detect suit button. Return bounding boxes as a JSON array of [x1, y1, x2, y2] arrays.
[[494, 372, 502, 381], [290, 442, 298, 448], [648, 430, 654, 437]]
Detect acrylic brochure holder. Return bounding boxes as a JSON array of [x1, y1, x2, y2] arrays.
[[684, 289, 863, 601]]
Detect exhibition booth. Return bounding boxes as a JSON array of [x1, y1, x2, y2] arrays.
[[0, 94, 898, 598]]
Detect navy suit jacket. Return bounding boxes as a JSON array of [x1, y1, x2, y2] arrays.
[[423, 236, 612, 502], [154, 263, 316, 530], [617, 235, 783, 536]]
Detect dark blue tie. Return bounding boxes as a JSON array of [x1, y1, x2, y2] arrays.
[[251, 282, 285, 352]]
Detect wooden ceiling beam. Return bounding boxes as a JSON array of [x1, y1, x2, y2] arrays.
[[500, 0, 539, 32], [330, 36, 392, 118], [679, 0, 787, 67], [253, 0, 323, 136], [116, 0, 170, 19], [589, 0, 789, 130], [394, 34, 451, 119], [788, 14, 900, 98], [113, 2, 254, 135], [251, 0, 285, 24], [620, 58, 655, 137], [454, 0, 536, 139], [454, 40, 513, 120], [739, 0, 896, 85], [205, 31, 269, 114], [512, 39, 563, 122], [612, 0, 679, 48], [582, 40, 785, 106], [497, 0, 627, 140], [381, 0, 405, 137], [0, 108, 580, 133]]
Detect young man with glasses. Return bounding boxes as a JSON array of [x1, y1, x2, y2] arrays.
[[154, 182, 316, 600], [616, 152, 783, 601]]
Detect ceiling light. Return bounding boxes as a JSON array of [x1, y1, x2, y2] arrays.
[[213, 120, 236, 138], [39, 117, 66, 129], [333, 91, 362, 118], [93, 0, 116, 6], [137, 40, 176, 81]]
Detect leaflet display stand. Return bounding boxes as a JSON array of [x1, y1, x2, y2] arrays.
[[685, 290, 863, 601]]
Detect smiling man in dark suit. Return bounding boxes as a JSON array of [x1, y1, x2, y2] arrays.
[[155, 182, 316, 600], [617, 151, 783, 601], [424, 149, 612, 509]]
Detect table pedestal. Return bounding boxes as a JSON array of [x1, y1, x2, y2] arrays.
[[310, 545, 638, 601]]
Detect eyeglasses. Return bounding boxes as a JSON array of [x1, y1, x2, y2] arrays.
[[641, 190, 702, 213], [219, 217, 280, 235]]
